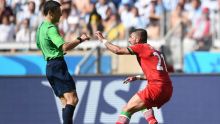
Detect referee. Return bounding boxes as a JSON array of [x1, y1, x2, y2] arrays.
[[36, 1, 90, 124]]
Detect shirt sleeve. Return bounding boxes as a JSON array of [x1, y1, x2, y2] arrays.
[[128, 44, 143, 55], [47, 26, 65, 49], [36, 28, 41, 49], [128, 44, 151, 57]]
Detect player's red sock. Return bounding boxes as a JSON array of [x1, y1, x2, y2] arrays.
[[115, 111, 131, 124], [147, 116, 158, 124], [142, 109, 158, 124]]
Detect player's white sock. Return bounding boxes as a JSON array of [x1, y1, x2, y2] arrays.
[[142, 108, 157, 123]]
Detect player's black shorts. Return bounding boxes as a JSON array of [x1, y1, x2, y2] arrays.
[[46, 57, 76, 97]]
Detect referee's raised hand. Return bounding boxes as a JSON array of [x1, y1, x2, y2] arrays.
[[79, 34, 90, 42]]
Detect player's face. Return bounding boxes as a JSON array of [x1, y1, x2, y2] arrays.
[[128, 33, 138, 45]]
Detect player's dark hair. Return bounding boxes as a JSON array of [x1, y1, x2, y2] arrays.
[[133, 28, 148, 43], [43, 0, 61, 16]]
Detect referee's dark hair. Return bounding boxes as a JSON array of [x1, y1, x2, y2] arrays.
[[133, 28, 148, 43], [43, 0, 61, 16]]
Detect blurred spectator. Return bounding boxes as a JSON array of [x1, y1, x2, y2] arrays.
[[103, 13, 125, 41], [37, 0, 46, 24], [145, 0, 162, 40], [146, 16, 160, 40], [39, 0, 46, 11], [210, 0, 220, 41], [0, 0, 218, 55], [0, 15, 15, 42], [31, 0, 41, 13], [185, 0, 202, 27], [201, 0, 217, 11], [16, 1, 39, 30], [9, 0, 23, 15], [0, 0, 14, 24], [61, 0, 71, 10], [16, 18, 35, 43], [74, 0, 92, 32], [143, 0, 167, 37], [168, 3, 189, 72], [74, 0, 90, 14], [112, 0, 123, 8], [28, 1, 40, 29], [129, 6, 147, 29], [105, 5, 114, 20], [64, 16, 79, 41], [119, 0, 134, 12], [188, 7, 212, 51], [87, 3, 104, 39], [178, 0, 187, 7], [169, 3, 188, 36], [134, 0, 150, 17], [119, 3, 133, 29], [64, 2, 81, 41], [143, 0, 164, 19], [59, 8, 70, 36], [69, 2, 80, 21], [162, 0, 180, 11], [183, 6, 212, 55], [95, 0, 117, 20]]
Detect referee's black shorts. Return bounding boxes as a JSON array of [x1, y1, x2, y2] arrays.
[[46, 57, 76, 97]]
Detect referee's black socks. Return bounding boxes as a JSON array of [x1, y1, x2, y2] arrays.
[[62, 104, 75, 124]]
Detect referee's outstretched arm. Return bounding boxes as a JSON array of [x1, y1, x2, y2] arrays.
[[62, 34, 90, 52]]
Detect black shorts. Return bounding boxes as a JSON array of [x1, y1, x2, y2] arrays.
[[46, 57, 76, 97]]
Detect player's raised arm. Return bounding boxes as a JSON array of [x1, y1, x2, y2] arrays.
[[62, 34, 90, 52], [95, 31, 130, 55]]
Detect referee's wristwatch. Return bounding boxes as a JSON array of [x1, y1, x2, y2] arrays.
[[77, 37, 83, 43]]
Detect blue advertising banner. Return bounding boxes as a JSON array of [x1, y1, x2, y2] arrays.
[[0, 55, 111, 75], [0, 75, 220, 124], [184, 52, 220, 73]]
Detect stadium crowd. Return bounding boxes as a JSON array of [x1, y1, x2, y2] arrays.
[[1, 0, 220, 71]]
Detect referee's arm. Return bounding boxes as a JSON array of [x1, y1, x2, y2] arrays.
[[62, 34, 90, 51], [48, 27, 90, 52]]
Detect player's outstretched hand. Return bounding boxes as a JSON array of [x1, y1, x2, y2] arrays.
[[80, 33, 90, 42], [95, 31, 105, 42], [123, 76, 137, 84]]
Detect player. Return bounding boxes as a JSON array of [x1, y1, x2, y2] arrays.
[[95, 29, 173, 124], [36, 1, 90, 124]]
